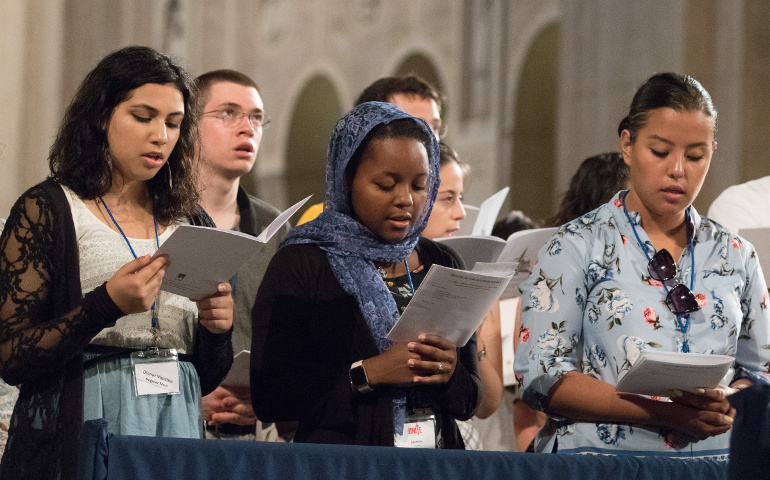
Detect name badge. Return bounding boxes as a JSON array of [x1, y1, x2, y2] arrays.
[[394, 408, 437, 448], [130, 348, 180, 396]]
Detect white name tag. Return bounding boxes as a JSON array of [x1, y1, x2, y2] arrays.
[[134, 360, 180, 395], [394, 409, 437, 448], [130, 348, 181, 396]]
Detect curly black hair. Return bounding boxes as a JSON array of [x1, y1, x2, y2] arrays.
[[49, 45, 201, 225], [548, 152, 630, 227]]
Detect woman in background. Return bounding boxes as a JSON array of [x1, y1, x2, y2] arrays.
[[547, 152, 630, 227], [419, 143, 503, 451], [0, 46, 233, 479], [421, 142, 468, 240]]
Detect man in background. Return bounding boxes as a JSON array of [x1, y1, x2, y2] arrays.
[[196, 69, 289, 441]]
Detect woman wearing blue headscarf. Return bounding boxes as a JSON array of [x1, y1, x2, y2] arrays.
[[250, 102, 481, 448]]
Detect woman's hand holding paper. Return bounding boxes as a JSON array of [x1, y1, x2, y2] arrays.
[[196, 282, 233, 334], [668, 385, 735, 415], [408, 334, 457, 384], [106, 254, 168, 314], [363, 334, 457, 387]]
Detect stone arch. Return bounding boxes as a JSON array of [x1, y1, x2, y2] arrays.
[[284, 74, 344, 209], [510, 22, 561, 223]]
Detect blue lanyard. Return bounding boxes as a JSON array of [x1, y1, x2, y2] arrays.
[[404, 259, 415, 296], [621, 193, 694, 352], [100, 198, 160, 328]]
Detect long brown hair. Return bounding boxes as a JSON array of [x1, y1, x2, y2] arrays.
[[49, 45, 201, 224]]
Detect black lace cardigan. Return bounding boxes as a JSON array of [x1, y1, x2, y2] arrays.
[[0, 179, 233, 480]]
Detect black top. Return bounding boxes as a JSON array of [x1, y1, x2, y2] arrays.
[[251, 237, 480, 448], [0, 179, 233, 480]]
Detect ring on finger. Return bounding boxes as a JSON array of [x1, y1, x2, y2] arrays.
[[437, 362, 444, 374]]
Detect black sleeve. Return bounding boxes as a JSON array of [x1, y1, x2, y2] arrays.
[[0, 185, 124, 385], [192, 325, 233, 396], [250, 244, 361, 423]]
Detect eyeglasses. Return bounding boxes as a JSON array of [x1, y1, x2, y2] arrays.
[[203, 108, 271, 129], [647, 248, 700, 315], [431, 120, 447, 139]]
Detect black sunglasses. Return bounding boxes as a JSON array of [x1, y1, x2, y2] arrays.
[[647, 248, 700, 315]]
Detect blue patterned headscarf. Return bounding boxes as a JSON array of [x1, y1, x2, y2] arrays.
[[282, 102, 440, 433]]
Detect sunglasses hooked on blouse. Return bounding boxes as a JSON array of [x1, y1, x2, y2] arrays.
[[647, 248, 700, 315]]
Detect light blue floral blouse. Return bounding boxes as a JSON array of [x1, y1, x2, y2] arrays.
[[515, 191, 770, 458]]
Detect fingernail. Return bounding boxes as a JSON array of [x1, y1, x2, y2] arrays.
[[723, 415, 733, 424], [669, 389, 682, 398], [408, 360, 415, 367], [408, 342, 415, 350], [694, 388, 705, 394]]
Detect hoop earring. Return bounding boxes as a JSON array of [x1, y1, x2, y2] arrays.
[[165, 162, 173, 191]]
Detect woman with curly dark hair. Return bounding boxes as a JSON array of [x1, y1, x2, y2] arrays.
[[547, 152, 630, 227], [0, 46, 233, 479]]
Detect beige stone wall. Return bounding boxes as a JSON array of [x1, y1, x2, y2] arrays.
[[0, 0, 768, 223], [0, 0, 65, 216]]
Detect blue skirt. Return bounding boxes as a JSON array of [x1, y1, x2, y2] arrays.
[[83, 354, 203, 438]]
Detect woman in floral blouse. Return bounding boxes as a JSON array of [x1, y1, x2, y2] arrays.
[[514, 72, 770, 458]]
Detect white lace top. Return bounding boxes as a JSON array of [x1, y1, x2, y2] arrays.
[[63, 186, 198, 353]]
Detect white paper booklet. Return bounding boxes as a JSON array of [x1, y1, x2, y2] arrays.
[[433, 235, 507, 269], [386, 265, 513, 347], [738, 227, 770, 285], [615, 350, 733, 397], [221, 350, 250, 388], [154, 195, 310, 299], [499, 297, 520, 386], [436, 227, 557, 297], [471, 187, 510, 236], [473, 262, 521, 300], [496, 227, 558, 298]]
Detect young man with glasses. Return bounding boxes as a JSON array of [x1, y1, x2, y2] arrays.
[[196, 70, 288, 441]]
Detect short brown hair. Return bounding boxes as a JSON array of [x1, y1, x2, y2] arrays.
[[354, 75, 443, 111], [195, 69, 261, 108]]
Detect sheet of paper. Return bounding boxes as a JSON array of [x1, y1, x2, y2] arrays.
[[153, 196, 310, 299], [457, 205, 479, 237], [221, 350, 250, 388], [256, 195, 311, 242], [473, 262, 520, 299], [154, 226, 265, 299], [499, 297, 520, 386], [615, 350, 734, 397], [434, 235, 506, 269], [386, 265, 513, 347], [471, 187, 510, 236], [496, 227, 558, 298]]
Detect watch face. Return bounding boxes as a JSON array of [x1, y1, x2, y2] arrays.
[[350, 364, 368, 387]]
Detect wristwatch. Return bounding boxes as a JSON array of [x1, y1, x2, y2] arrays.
[[349, 360, 373, 394]]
